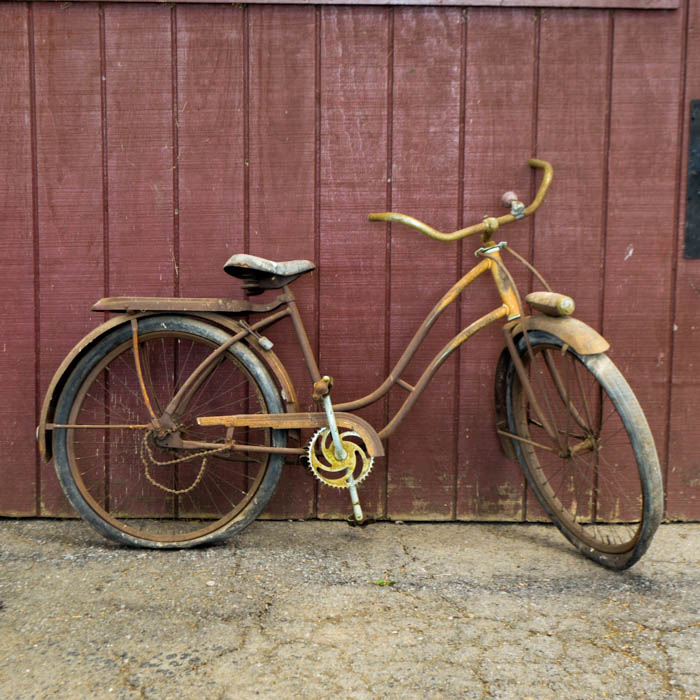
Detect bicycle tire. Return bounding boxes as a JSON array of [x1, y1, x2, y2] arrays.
[[505, 330, 663, 570], [53, 315, 286, 548]]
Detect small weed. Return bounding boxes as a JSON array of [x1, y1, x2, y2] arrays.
[[374, 577, 396, 587]]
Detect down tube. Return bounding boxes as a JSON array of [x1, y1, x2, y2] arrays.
[[378, 304, 509, 440]]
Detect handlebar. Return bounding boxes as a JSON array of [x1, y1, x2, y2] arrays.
[[368, 158, 553, 242]]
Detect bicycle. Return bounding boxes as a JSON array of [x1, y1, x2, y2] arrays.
[[37, 159, 663, 570]]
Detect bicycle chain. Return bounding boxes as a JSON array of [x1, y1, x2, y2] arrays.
[[139, 432, 232, 495]]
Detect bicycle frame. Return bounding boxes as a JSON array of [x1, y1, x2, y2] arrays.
[[42, 158, 588, 463], [37, 156, 663, 566], [193, 245, 521, 449]]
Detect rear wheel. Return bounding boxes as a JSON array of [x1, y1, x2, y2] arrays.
[[505, 331, 663, 569], [53, 315, 286, 548]]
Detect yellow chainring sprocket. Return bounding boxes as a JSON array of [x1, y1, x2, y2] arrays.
[[307, 428, 374, 489]]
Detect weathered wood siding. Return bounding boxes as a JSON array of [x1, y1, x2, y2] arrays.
[[1, 1, 698, 519]]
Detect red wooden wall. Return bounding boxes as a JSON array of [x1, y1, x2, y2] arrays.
[[1, 1, 698, 520]]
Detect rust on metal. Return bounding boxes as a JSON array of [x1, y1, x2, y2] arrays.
[[502, 325, 561, 447], [285, 292, 323, 385], [91, 294, 293, 314], [312, 375, 333, 403], [194, 312, 299, 414], [486, 249, 522, 320], [493, 346, 517, 461], [368, 158, 552, 242], [130, 318, 159, 424], [37, 309, 299, 462], [47, 423, 151, 430], [163, 434, 305, 456], [197, 411, 385, 458], [161, 308, 290, 417], [378, 304, 509, 440], [526, 291, 575, 317], [307, 428, 374, 488], [512, 315, 610, 355], [495, 427, 556, 453], [396, 378, 414, 393], [39, 156, 631, 535], [38, 311, 154, 462], [335, 258, 492, 413]]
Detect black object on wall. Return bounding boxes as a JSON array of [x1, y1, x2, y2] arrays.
[[686, 100, 700, 258]]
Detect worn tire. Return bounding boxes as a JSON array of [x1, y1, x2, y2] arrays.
[[53, 315, 286, 548], [505, 331, 663, 570]]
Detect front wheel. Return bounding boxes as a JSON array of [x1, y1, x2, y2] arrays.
[[53, 315, 287, 548], [505, 331, 663, 570]]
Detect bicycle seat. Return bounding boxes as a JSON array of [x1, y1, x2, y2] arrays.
[[224, 254, 315, 296]]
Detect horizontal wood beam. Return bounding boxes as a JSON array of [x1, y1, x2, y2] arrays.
[[52, 0, 681, 10]]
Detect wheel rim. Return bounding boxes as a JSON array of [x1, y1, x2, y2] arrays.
[[511, 342, 644, 555], [65, 330, 272, 543]]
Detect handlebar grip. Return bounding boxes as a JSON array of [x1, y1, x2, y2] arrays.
[[501, 191, 520, 208]]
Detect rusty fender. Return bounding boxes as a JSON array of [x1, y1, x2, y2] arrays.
[[37, 311, 299, 462], [493, 315, 610, 460]]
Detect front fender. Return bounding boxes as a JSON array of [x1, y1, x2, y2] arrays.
[[493, 314, 610, 460], [37, 311, 299, 462]]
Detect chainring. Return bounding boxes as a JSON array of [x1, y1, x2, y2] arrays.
[[307, 428, 374, 489]]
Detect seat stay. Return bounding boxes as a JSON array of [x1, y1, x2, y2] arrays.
[[161, 308, 291, 418]]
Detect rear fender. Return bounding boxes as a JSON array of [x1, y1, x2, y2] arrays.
[[494, 315, 610, 460], [38, 311, 299, 462]]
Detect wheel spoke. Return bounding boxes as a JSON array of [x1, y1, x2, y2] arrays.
[[54, 318, 285, 546], [507, 333, 661, 568]]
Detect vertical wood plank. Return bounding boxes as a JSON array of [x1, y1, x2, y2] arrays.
[[105, 4, 175, 297], [535, 10, 610, 325], [0, 5, 36, 515], [457, 8, 537, 520], [667, 0, 700, 519], [176, 5, 245, 299], [102, 5, 176, 515], [528, 9, 611, 521], [248, 4, 318, 518], [175, 5, 251, 518], [318, 6, 389, 518], [604, 8, 683, 510], [33, 4, 105, 515], [386, 6, 462, 520]]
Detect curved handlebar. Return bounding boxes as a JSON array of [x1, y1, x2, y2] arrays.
[[369, 158, 553, 242]]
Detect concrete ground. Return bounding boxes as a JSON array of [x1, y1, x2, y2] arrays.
[[0, 519, 698, 699]]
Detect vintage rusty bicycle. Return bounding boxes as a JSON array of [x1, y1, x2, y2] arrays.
[[37, 159, 663, 570]]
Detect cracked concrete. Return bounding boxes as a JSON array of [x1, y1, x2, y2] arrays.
[[0, 519, 698, 699]]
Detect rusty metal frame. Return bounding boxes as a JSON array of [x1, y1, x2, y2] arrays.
[[179, 160, 555, 450], [38, 310, 300, 460], [46, 158, 605, 465], [203, 246, 522, 445], [333, 251, 519, 438], [108, 247, 522, 456]]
